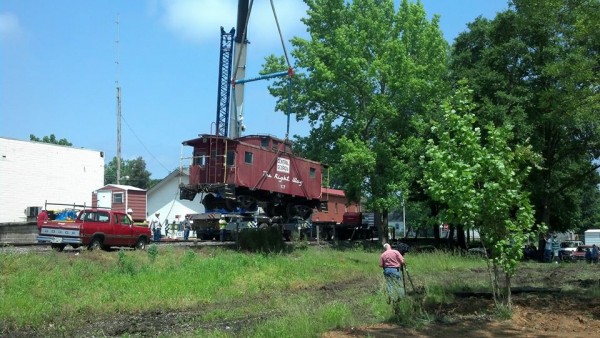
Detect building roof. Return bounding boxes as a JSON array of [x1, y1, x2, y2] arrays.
[[147, 168, 188, 195], [321, 187, 346, 197], [102, 184, 146, 192]]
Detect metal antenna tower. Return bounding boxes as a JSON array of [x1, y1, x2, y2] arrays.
[[115, 15, 122, 184]]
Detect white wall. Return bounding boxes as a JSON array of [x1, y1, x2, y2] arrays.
[[146, 173, 204, 226], [0, 138, 104, 223]]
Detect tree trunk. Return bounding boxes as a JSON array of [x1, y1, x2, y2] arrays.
[[456, 224, 466, 249], [382, 209, 389, 242], [376, 211, 386, 244], [429, 202, 440, 241], [504, 272, 512, 310]]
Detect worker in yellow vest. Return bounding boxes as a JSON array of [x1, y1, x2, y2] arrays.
[[219, 218, 227, 242]]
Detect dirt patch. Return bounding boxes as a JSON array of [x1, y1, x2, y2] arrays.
[[323, 294, 600, 338], [323, 264, 600, 338]]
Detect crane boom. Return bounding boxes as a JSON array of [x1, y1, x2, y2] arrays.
[[228, 0, 250, 138], [215, 27, 235, 137]]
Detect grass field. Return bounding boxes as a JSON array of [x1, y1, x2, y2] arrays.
[[1, 243, 598, 337]]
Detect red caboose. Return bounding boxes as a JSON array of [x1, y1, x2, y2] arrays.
[[179, 134, 323, 221]]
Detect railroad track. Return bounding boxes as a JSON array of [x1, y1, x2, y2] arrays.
[[0, 239, 237, 253]]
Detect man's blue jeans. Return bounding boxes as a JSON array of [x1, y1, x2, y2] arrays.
[[383, 267, 405, 302], [184, 229, 190, 241]]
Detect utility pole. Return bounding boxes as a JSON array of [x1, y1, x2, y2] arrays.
[[115, 15, 122, 184]]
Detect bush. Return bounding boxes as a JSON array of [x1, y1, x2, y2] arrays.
[[237, 227, 286, 253]]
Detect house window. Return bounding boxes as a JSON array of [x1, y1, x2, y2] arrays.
[[226, 150, 235, 166], [309, 167, 316, 178], [245, 151, 253, 164], [113, 192, 124, 204]]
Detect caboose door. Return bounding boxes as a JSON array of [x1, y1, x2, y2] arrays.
[[206, 138, 233, 184]]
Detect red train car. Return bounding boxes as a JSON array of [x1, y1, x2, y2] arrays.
[[179, 134, 324, 221]]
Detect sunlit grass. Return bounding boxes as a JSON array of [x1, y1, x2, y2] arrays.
[[1, 244, 597, 337]]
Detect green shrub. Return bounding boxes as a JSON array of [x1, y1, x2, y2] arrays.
[[116, 249, 136, 275], [147, 244, 159, 262], [237, 227, 286, 253]]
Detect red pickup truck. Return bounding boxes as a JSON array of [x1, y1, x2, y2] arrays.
[[37, 208, 152, 251]]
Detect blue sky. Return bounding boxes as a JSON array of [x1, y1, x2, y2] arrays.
[[0, 0, 509, 179]]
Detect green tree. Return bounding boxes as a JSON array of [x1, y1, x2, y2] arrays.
[[263, 0, 449, 241], [422, 84, 540, 312], [104, 156, 152, 189], [29, 134, 73, 146], [450, 0, 600, 233]]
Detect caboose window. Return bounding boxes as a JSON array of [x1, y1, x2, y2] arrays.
[[272, 141, 279, 151], [245, 151, 253, 164], [194, 152, 207, 166], [226, 150, 235, 166], [261, 138, 269, 148], [309, 167, 316, 178]]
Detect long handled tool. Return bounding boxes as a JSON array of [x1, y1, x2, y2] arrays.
[[401, 267, 407, 294], [403, 265, 416, 292]]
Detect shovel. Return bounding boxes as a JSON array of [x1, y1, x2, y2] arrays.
[[403, 265, 423, 294]]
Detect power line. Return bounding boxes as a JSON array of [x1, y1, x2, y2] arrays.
[[120, 114, 171, 174]]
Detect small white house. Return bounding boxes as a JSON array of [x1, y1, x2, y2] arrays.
[[0, 137, 104, 223], [147, 168, 204, 237], [584, 229, 600, 246]]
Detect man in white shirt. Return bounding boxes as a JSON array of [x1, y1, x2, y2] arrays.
[[149, 212, 162, 242]]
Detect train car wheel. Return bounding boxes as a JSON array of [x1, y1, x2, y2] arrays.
[[296, 205, 313, 220], [287, 204, 312, 220], [238, 195, 258, 212], [225, 198, 237, 212], [202, 194, 217, 210], [264, 203, 274, 217]]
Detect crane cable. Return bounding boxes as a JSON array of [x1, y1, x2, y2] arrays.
[[270, 0, 291, 69], [269, 0, 294, 140], [230, 0, 294, 140], [232, 0, 254, 81], [232, 0, 292, 80]]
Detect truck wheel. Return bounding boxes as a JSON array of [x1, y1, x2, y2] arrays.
[[135, 238, 147, 250], [88, 237, 103, 251], [51, 244, 66, 252]]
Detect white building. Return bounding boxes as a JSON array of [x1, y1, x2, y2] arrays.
[[147, 168, 204, 236], [0, 137, 105, 223]]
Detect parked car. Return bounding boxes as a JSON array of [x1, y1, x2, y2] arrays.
[[557, 240, 584, 260], [522, 243, 538, 260], [467, 246, 489, 257], [569, 245, 594, 261], [393, 242, 410, 255], [37, 208, 152, 251]]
